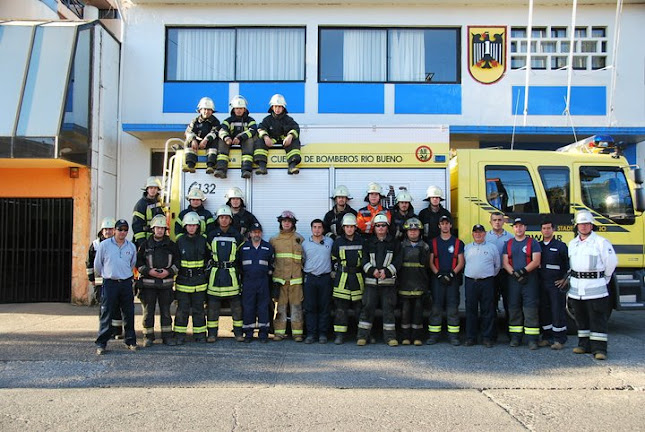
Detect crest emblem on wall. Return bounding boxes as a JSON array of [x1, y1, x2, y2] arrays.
[[468, 26, 507, 84]]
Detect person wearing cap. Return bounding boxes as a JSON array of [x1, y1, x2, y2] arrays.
[[418, 185, 452, 241], [183, 96, 220, 174], [255, 94, 302, 175], [323, 185, 357, 240], [502, 217, 542, 350], [568, 210, 617, 360], [331, 213, 365, 345], [464, 224, 500, 347], [217, 95, 258, 179], [537, 217, 569, 350], [225, 187, 259, 238], [302, 219, 334, 344], [206, 205, 245, 342], [93, 219, 138, 355], [357, 182, 391, 235], [390, 189, 417, 242], [132, 176, 167, 249], [174, 187, 215, 241], [357, 214, 402, 347], [485, 211, 513, 342], [239, 222, 275, 342], [428, 215, 464, 346], [270, 210, 305, 341], [174, 211, 211, 344], [136, 215, 180, 347], [397, 217, 430, 346], [86, 217, 124, 338]]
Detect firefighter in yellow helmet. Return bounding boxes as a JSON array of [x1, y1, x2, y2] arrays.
[[217, 95, 258, 179], [255, 94, 302, 175], [184, 96, 221, 174]]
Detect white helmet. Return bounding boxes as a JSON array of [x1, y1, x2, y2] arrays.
[[373, 214, 389, 226], [186, 187, 206, 202], [229, 95, 248, 110], [574, 210, 596, 225], [396, 191, 413, 204], [269, 94, 287, 108], [100, 217, 116, 230], [341, 213, 358, 226], [143, 176, 162, 191], [182, 211, 201, 226], [197, 97, 215, 111], [225, 187, 245, 201], [216, 205, 233, 218], [332, 185, 352, 200], [366, 182, 383, 196], [150, 214, 167, 229], [424, 185, 444, 201]]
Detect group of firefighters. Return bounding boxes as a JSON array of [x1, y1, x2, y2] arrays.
[[90, 176, 618, 361]]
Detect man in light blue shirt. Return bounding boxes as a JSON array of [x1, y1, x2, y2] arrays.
[[485, 211, 512, 341], [302, 219, 333, 344], [94, 219, 138, 354]]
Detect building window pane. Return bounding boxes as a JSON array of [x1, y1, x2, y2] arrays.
[[592, 27, 606, 38], [541, 41, 556, 53], [592, 56, 606, 70], [551, 56, 567, 69], [166, 28, 235, 81], [551, 27, 567, 38], [511, 27, 526, 38], [531, 27, 547, 38], [511, 56, 526, 69], [236, 28, 304, 81], [560, 41, 570, 53], [575, 27, 587, 38], [572, 56, 587, 70], [581, 40, 597, 53], [531, 56, 547, 70]]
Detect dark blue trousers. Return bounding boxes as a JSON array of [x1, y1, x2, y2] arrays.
[[242, 277, 271, 339], [303, 273, 332, 338], [539, 280, 568, 344], [95, 278, 136, 348], [465, 276, 496, 341]]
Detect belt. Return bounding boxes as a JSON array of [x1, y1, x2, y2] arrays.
[[306, 272, 331, 278], [105, 277, 133, 283], [340, 266, 361, 273], [571, 270, 605, 279], [179, 268, 204, 278], [214, 261, 235, 269], [466, 276, 493, 281]]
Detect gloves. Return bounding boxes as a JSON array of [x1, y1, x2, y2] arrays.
[[439, 271, 455, 286], [512, 268, 528, 285], [271, 282, 282, 301]]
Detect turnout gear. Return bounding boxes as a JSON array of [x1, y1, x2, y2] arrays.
[[132, 189, 166, 248], [429, 235, 464, 342], [357, 233, 402, 345], [136, 235, 180, 343], [398, 237, 431, 343], [357, 204, 391, 235], [218, 99, 258, 178], [390, 204, 417, 241], [256, 96, 302, 175], [240, 238, 275, 341], [418, 204, 452, 241], [184, 110, 220, 173], [175, 205, 215, 241], [332, 233, 365, 340]]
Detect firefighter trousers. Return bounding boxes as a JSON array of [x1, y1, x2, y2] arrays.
[[571, 296, 609, 355], [333, 298, 362, 336], [140, 288, 173, 340], [399, 296, 425, 342], [242, 279, 271, 340], [207, 294, 243, 337], [508, 276, 540, 342], [174, 290, 207, 337], [184, 140, 218, 169], [274, 281, 304, 338], [465, 276, 496, 342], [254, 138, 302, 166], [216, 138, 254, 174], [357, 284, 397, 343], [539, 281, 568, 344], [428, 278, 460, 339]]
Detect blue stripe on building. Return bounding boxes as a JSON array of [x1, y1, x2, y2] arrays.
[[395, 84, 461, 114], [163, 82, 229, 113], [240, 82, 305, 114], [318, 83, 384, 114], [511, 86, 606, 116]]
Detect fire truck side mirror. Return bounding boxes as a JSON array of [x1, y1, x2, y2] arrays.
[[633, 168, 644, 185], [634, 187, 645, 213]]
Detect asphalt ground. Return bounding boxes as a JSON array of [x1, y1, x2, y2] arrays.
[[1, 303, 644, 431]]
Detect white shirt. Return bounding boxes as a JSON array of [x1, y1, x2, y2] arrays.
[[568, 232, 617, 300]]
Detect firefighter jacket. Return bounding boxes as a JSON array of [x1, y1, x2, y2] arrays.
[[418, 205, 452, 240], [331, 234, 365, 301], [362, 234, 402, 287], [207, 226, 244, 297], [539, 238, 569, 282], [357, 204, 391, 235], [269, 230, 304, 286], [239, 239, 275, 283], [185, 114, 220, 144], [136, 236, 180, 289], [176, 233, 210, 293], [568, 232, 617, 300], [398, 238, 431, 297], [231, 207, 259, 238], [175, 205, 215, 240], [257, 111, 300, 144], [132, 193, 166, 247], [323, 205, 358, 239], [390, 206, 417, 242], [86, 235, 108, 284], [218, 112, 258, 142]]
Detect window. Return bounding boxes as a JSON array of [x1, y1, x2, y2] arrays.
[[318, 27, 459, 83], [539, 167, 570, 214], [510, 25, 607, 71], [580, 166, 635, 223], [165, 27, 305, 81], [485, 166, 539, 214]]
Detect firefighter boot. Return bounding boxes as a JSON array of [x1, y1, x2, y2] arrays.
[[175, 334, 186, 345], [255, 161, 267, 175], [334, 334, 344, 345], [143, 337, 153, 348], [287, 161, 300, 175], [213, 164, 228, 179], [207, 329, 217, 343], [234, 328, 245, 343]]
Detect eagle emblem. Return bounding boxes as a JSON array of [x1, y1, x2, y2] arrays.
[[468, 26, 507, 84]]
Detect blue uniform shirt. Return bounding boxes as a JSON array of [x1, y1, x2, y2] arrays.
[[94, 237, 136, 280], [302, 236, 333, 275], [240, 239, 274, 280], [431, 235, 464, 272], [539, 238, 569, 281]]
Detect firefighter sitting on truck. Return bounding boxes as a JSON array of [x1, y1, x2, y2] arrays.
[[390, 189, 417, 242], [323, 185, 358, 240], [174, 187, 215, 240], [256, 94, 302, 175], [357, 182, 391, 235], [132, 176, 167, 249], [419, 185, 452, 241], [183, 96, 220, 174], [217, 95, 258, 179]]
